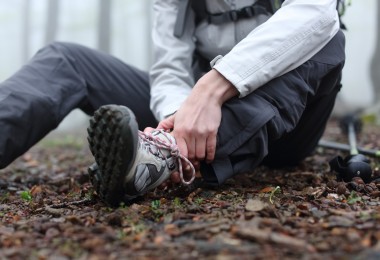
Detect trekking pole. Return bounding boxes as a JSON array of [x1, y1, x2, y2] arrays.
[[327, 114, 373, 183], [318, 139, 380, 158], [346, 116, 360, 155]]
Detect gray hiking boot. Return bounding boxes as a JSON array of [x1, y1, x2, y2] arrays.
[[87, 105, 195, 206]]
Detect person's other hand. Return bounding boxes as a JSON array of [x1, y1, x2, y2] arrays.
[[143, 127, 199, 188]]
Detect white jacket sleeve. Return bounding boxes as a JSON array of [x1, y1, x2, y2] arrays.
[[149, 0, 196, 121], [213, 0, 340, 98]]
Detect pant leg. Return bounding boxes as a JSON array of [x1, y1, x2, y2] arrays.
[[0, 42, 156, 169], [262, 75, 343, 167], [201, 30, 346, 185]]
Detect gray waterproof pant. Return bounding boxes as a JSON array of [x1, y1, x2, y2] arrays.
[[0, 30, 345, 186]]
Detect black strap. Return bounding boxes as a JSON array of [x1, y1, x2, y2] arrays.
[[208, 0, 283, 25], [208, 4, 269, 24], [336, 0, 347, 30], [174, 0, 208, 38], [174, 0, 282, 37], [174, 0, 191, 38], [174, 0, 281, 37], [191, 0, 207, 24]]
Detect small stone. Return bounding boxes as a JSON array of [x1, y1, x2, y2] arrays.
[[336, 183, 347, 195], [245, 199, 267, 212], [45, 228, 60, 239], [105, 212, 123, 227], [327, 180, 338, 189], [370, 191, 380, 198]]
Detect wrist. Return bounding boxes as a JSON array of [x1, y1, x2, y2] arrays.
[[196, 69, 238, 105]]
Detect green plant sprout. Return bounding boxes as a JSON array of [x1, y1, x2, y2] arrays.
[[269, 186, 281, 204], [20, 190, 32, 201], [347, 191, 362, 204]]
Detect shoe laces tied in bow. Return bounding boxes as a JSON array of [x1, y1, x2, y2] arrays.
[[138, 130, 196, 185]]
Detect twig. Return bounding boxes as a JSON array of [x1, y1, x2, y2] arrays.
[[187, 188, 203, 203], [34, 198, 93, 213], [44, 206, 64, 216], [233, 226, 316, 253], [173, 219, 230, 236], [49, 198, 93, 208]]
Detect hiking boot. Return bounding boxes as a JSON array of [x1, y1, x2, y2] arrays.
[[87, 105, 195, 206]]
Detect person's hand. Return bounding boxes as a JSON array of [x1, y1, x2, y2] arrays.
[[160, 91, 221, 164], [158, 69, 238, 164]]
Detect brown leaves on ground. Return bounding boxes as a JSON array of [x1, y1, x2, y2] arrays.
[[1, 121, 380, 259]]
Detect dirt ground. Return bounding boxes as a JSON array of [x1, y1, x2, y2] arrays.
[[1, 119, 380, 260]]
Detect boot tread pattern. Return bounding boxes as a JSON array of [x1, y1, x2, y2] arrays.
[[87, 105, 133, 206]]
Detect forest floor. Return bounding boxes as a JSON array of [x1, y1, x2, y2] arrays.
[[1, 118, 380, 260]]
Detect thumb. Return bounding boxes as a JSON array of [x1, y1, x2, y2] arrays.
[[157, 114, 175, 130]]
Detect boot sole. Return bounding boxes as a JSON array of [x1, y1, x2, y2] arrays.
[[87, 105, 138, 206]]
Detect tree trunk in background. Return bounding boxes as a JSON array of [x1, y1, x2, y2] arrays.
[[98, 0, 112, 53], [21, 0, 31, 62], [45, 0, 59, 44], [371, 1, 380, 103]]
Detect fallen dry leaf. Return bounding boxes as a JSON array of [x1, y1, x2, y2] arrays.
[[259, 187, 274, 193]]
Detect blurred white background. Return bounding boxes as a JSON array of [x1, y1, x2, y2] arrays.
[[338, 0, 378, 114], [0, 0, 153, 131], [0, 0, 378, 132]]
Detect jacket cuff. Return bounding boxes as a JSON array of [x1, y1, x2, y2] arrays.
[[213, 58, 251, 98]]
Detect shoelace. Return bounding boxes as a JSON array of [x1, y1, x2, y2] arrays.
[[138, 130, 196, 185]]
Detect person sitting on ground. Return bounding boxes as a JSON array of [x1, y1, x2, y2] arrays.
[[86, 0, 346, 205], [0, 0, 345, 206]]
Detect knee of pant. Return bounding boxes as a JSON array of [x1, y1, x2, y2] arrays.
[[41, 41, 79, 58]]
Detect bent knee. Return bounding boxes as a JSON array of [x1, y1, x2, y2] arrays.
[[39, 41, 84, 57]]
